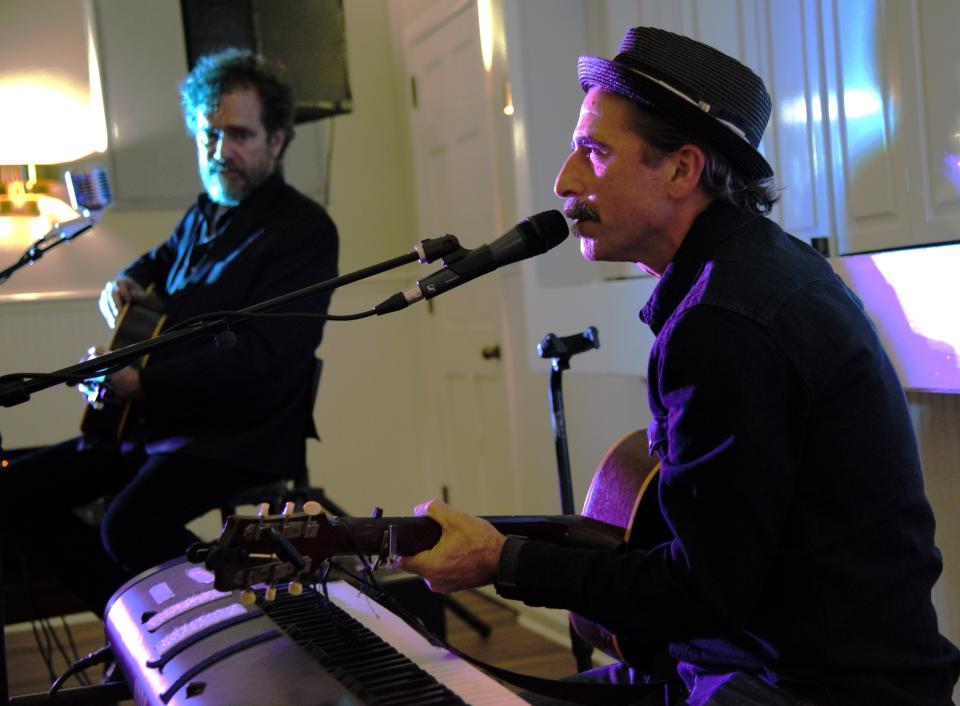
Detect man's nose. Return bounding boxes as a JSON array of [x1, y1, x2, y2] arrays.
[[554, 151, 580, 199], [211, 132, 228, 161]]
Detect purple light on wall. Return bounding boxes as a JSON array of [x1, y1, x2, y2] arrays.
[[945, 153, 960, 193], [834, 244, 960, 393]]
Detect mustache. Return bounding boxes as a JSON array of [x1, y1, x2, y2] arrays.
[[209, 160, 240, 175], [564, 199, 599, 222]]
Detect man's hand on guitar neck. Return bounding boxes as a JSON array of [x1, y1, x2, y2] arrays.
[[99, 277, 147, 330], [77, 346, 144, 403], [397, 499, 506, 593], [108, 366, 144, 401]]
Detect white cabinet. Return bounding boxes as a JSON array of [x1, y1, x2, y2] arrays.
[[94, 0, 199, 209], [824, 0, 960, 253], [606, 0, 960, 255]]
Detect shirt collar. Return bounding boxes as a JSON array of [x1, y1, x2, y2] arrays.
[[639, 201, 758, 334]]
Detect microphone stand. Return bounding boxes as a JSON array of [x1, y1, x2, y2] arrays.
[[0, 217, 96, 287], [0, 236, 459, 408], [0, 237, 457, 705], [536, 326, 600, 673]]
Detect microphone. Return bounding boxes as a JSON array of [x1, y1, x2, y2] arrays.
[[65, 166, 113, 212], [32, 167, 114, 249], [375, 210, 569, 315], [32, 167, 114, 250]]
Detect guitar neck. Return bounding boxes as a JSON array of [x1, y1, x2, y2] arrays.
[[331, 514, 625, 557], [210, 512, 627, 592]]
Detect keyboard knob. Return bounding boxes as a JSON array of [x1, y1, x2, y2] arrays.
[[265, 585, 277, 602], [288, 581, 303, 596], [303, 501, 323, 516], [240, 589, 256, 605]]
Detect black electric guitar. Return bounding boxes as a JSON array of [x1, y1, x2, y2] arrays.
[[200, 430, 671, 668], [80, 288, 166, 442]]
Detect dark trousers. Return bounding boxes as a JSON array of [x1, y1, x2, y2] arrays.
[[0, 437, 276, 617], [521, 663, 820, 705]]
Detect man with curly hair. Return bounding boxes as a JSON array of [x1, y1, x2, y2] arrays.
[[2, 49, 339, 616]]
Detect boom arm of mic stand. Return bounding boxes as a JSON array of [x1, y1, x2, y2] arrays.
[[0, 240, 457, 408], [0, 221, 96, 286]]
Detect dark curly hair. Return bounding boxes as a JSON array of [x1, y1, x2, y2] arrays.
[[626, 104, 780, 216], [179, 48, 296, 158]]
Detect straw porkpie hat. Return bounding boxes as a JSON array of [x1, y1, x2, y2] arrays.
[[578, 27, 774, 180]]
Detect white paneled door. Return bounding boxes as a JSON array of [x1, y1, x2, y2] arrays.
[[402, 1, 517, 516]]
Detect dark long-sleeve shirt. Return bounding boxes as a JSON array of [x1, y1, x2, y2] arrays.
[[120, 172, 339, 475], [499, 202, 959, 704]]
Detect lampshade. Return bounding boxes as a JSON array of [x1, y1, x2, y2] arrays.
[[0, 0, 108, 165]]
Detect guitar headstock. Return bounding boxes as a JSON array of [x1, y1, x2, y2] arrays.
[[196, 502, 342, 594], [191, 502, 443, 598]]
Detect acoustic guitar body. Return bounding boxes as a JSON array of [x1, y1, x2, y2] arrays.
[[80, 291, 166, 442], [569, 429, 674, 669]]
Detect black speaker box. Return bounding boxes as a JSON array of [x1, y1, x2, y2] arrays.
[[180, 0, 352, 123]]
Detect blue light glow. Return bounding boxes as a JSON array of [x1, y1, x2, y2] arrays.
[[839, 2, 889, 165]]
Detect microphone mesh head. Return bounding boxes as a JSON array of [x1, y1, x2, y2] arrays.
[[524, 210, 569, 253], [66, 166, 113, 211]]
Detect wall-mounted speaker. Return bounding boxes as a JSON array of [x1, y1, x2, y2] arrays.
[[180, 0, 352, 123]]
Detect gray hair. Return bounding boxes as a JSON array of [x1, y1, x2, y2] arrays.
[[626, 105, 780, 215]]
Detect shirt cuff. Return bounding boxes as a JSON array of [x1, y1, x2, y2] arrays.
[[494, 535, 526, 600]]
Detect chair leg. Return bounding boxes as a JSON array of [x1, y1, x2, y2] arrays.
[[311, 489, 349, 517], [443, 595, 492, 638]]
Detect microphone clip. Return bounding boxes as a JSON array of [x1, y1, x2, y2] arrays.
[[538, 326, 600, 371], [414, 235, 463, 264]]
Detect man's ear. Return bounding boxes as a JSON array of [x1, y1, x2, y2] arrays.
[[667, 144, 706, 199], [268, 130, 285, 159]]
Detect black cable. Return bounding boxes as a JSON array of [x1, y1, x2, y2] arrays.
[[161, 307, 377, 336], [29, 619, 57, 682], [47, 643, 113, 699], [58, 617, 91, 686]]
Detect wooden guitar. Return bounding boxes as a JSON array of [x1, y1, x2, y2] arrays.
[[80, 289, 166, 442], [570, 429, 672, 667], [200, 429, 670, 668]]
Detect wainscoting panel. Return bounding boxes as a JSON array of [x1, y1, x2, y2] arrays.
[[0, 296, 103, 449]]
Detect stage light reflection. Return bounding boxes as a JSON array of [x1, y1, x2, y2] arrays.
[[835, 243, 960, 392]]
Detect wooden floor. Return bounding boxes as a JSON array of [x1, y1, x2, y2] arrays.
[[2, 589, 580, 702]]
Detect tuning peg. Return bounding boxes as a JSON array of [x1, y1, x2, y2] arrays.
[[288, 581, 303, 597], [281, 501, 296, 517], [257, 502, 271, 518], [240, 589, 257, 605], [303, 500, 322, 516], [264, 585, 277, 602]]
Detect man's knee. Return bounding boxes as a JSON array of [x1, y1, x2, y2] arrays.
[[100, 504, 141, 569]]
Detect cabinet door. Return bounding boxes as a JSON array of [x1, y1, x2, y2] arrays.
[[94, 0, 199, 209], [826, 0, 960, 254]]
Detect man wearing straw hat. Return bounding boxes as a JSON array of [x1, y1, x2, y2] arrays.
[[400, 27, 960, 705]]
